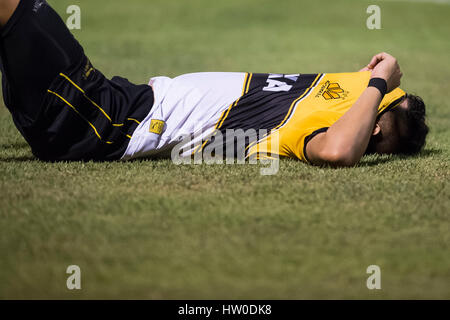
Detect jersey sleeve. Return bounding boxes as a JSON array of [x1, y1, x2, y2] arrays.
[[287, 110, 342, 163]]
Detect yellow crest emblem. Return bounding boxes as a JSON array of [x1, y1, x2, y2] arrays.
[[149, 119, 165, 135], [322, 82, 345, 100]]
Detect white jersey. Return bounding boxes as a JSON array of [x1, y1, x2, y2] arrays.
[[121, 72, 247, 160]]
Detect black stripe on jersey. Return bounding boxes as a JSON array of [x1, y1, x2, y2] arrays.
[[273, 74, 323, 131], [193, 73, 252, 156], [215, 73, 251, 130], [219, 73, 321, 132], [243, 73, 324, 157]]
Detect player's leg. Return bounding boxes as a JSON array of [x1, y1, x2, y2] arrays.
[[0, 0, 84, 122], [0, 0, 154, 161]]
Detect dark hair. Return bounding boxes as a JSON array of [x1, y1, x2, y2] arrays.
[[397, 94, 429, 155]]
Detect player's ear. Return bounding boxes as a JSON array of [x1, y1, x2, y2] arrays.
[[372, 123, 381, 136]]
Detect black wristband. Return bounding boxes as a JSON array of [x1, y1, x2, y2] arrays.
[[368, 78, 387, 97]]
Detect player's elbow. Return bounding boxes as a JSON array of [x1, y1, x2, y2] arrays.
[[318, 146, 360, 167], [306, 133, 361, 167]]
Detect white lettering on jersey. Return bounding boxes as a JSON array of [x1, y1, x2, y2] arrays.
[[263, 74, 299, 92]]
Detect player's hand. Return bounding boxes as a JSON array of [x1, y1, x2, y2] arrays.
[[367, 52, 403, 92], [358, 66, 371, 72]]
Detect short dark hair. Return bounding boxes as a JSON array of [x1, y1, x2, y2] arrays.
[[397, 94, 429, 155]]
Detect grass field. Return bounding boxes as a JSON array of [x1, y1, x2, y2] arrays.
[[0, 0, 449, 299]]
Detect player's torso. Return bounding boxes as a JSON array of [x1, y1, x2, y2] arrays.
[[245, 72, 374, 160], [239, 72, 405, 162]]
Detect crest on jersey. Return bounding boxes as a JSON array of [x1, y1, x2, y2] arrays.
[[83, 59, 95, 80], [322, 82, 345, 100], [149, 119, 165, 135]]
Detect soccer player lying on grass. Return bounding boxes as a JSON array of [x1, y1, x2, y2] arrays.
[[0, 0, 428, 167]]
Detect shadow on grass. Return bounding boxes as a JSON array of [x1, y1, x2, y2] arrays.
[[0, 142, 36, 162], [0, 142, 29, 150], [358, 148, 442, 167], [0, 155, 36, 162], [0, 144, 444, 166]]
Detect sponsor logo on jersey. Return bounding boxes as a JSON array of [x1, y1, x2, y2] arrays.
[[33, 0, 46, 12], [316, 81, 348, 100], [149, 119, 165, 135], [83, 59, 95, 80]]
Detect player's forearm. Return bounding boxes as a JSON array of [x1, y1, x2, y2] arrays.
[[321, 87, 382, 165]]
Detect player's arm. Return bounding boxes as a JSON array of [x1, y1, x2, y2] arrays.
[[306, 52, 403, 167]]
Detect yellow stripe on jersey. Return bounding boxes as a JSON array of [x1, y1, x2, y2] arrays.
[[47, 90, 114, 144], [272, 73, 322, 132], [245, 73, 323, 156], [192, 73, 252, 155], [59, 73, 114, 123], [127, 118, 141, 125], [59, 73, 142, 135], [217, 73, 252, 130]]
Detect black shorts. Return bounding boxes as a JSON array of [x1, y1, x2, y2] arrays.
[[0, 0, 154, 161]]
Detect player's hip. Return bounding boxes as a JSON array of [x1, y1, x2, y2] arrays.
[[121, 72, 248, 160]]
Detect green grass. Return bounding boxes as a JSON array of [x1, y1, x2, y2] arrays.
[[0, 0, 449, 299]]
